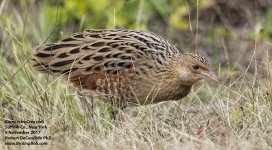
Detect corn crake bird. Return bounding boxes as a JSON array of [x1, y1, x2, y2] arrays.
[[32, 29, 218, 123]]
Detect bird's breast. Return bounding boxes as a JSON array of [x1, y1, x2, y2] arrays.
[[128, 76, 192, 105]]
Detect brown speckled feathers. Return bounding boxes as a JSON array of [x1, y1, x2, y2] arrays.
[[33, 29, 179, 75], [33, 29, 210, 107]]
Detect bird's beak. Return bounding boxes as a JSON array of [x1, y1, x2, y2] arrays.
[[200, 70, 219, 82]]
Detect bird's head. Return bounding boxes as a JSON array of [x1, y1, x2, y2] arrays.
[[176, 53, 219, 84]]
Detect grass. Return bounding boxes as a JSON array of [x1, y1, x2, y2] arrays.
[[1, 1, 272, 149]]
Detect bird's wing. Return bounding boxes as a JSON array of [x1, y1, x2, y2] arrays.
[[32, 29, 180, 81]]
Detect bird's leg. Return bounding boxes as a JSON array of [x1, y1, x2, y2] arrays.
[[112, 108, 125, 128], [74, 91, 96, 130], [110, 98, 126, 127], [112, 108, 123, 121]]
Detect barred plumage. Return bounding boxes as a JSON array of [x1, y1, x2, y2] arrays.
[[33, 29, 218, 108]]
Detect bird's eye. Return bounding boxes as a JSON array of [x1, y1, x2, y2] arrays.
[[192, 64, 199, 70]]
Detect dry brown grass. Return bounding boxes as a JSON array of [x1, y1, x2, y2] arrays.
[[0, 0, 272, 149]]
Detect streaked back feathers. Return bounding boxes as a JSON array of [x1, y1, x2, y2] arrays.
[[33, 29, 180, 77]]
